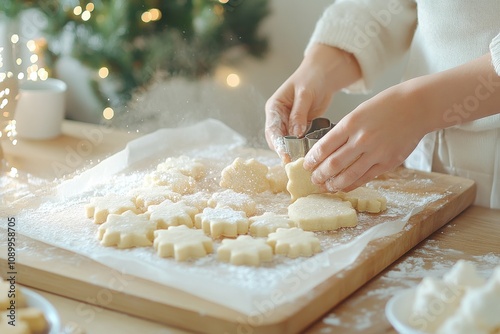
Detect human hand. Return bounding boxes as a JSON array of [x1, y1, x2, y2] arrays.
[[264, 44, 361, 162], [303, 82, 428, 191]]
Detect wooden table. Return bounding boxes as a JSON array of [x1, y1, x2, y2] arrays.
[[2, 120, 499, 334]]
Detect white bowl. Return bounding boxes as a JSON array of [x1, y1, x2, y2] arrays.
[[385, 288, 428, 334], [22, 288, 61, 334]]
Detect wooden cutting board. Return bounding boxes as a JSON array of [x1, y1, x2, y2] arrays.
[[0, 168, 475, 334]]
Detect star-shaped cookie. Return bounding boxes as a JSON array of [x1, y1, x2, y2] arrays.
[[86, 194, 138, 224], [207, 189, 257, 217], [266, 227, 321, 258], [194, 207, 249, 238], [217, 235, 273, 266], [154, 225, 213, 261], [98, 210, 157, 248], [219, 158, 270, 194], [147, 200, 198, 229]]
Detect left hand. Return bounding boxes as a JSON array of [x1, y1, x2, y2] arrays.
[[303, 82, 428, 192]]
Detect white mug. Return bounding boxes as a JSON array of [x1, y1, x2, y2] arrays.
[[14, 78, 67, 140]]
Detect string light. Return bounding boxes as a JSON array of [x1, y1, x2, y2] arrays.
[[226, 73, 240, 87], [74, 6, 83, 16], [103, 107, 114, 120], [219, 0, 229, 3], [11, 34, 19, 44], [82, 10, 91, 21], [26, 40, 37, 52], [98, 67, 109, 79], [86, 3, 95, 12], [30, 54, 38, 63], [141, 8, 162, 23]]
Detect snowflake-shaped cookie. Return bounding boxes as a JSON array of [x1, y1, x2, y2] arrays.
[[288, 194, 358, 231], [98, 210, 157, 248], [266, 227, 321, 258], [267, 164, 288, 194], [285, 157, 324, 202], [217, 235, 273, 266], [144, 169, 196, 194], [128, 186, 181, 211], [249, 212, 295, 237], [154, 225, 213, 261], [207, 189, 257, 216], [180, 191, 210, 211], [219, 158, 270, 194], [86, 194, 138, 224], [156, 155, 206, 180], [194, 207, 249, 238], [339, 187, 387, 213], [147, 200, 198, 229]]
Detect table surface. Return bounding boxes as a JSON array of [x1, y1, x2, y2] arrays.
[[2, 120, 499, 334]]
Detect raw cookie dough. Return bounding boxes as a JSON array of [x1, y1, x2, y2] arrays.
[[207, 189, 257, 217], [128, 186, 181, 211], [16, 307, 49, 334], [180, 192, 210, 211], [157, 155, 206, 180], [340, 186, 387, 213], [98, 210, 157, 248], [0, 321, 30, 334], [85, 194, 138, 224], [194, 207, 249, 238], [266, 227, 321, 258], [285, 157, 324, 202], [154, 225, 213, 261], [147, 200, 198, 229], [249, 212, 295, 237], [267, 164, 288, 194], [144, 169, 196, 194], [217, 235, 273, 266], [219, 158, 270, 194], [288, 194, 358, 231]]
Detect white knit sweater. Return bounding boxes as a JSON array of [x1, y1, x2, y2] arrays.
[[306, 0, 500, 208]]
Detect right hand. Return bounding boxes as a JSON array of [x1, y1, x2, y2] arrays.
[[264, 44, 361, 162]]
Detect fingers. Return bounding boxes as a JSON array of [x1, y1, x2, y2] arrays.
[[289, 88, 313, 137], [326, 163, 387, 192]]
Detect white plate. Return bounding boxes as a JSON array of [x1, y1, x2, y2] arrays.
[[22, 288, 61, 334], [385, 288, 428, 334]]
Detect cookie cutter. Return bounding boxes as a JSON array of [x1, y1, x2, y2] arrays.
[[283, 117, 335, 161]]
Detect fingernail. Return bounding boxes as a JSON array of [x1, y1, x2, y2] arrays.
[[291, 125, 306, 137], [325, 178, 338, 192]]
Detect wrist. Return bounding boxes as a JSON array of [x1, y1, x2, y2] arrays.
[[303, 43, 362, 92]]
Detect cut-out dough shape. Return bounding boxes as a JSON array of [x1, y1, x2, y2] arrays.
[[180, 192, 210, 211], [157, 155, 206, 180], [85, 194, 138, 224], [16, 307, 49, 334], [288, 194, 358, 231], [217, 235, 273, 266], [219, 158, 270, 194], [267, 164, 288, 194], [285, 157, 325, 202], [194, 207, 249, 238], [249, 212, 295, 237], [0, 320, 30, 334], [147, 200, 198, 229], [98, 210, 156, 248], [207, 189, 257, 217], [154, 225, 213, 261], [339, 186, 387, 213], [128, 186, 181, 211], [144, 169, 196, 194], [266, 227, 321, 258]]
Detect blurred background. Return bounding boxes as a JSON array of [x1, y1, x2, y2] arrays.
[[0, 0, 405, 144]]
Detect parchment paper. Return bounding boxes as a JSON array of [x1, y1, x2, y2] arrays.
[[13, 119, 437, 315]]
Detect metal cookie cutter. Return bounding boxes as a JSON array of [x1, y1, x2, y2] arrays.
[[283, 117, 335, 161]]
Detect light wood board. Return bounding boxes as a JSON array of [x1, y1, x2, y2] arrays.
[[0, 168, 476, 334]]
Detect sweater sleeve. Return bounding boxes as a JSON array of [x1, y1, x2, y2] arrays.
[[490, 32, 500, 76], [305, 0, 417, 93]]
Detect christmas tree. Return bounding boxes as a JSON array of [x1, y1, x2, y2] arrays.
[[1, 0, 270, 113]]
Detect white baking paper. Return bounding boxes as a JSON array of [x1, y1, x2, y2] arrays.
[[12, 119, 441, 316]]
